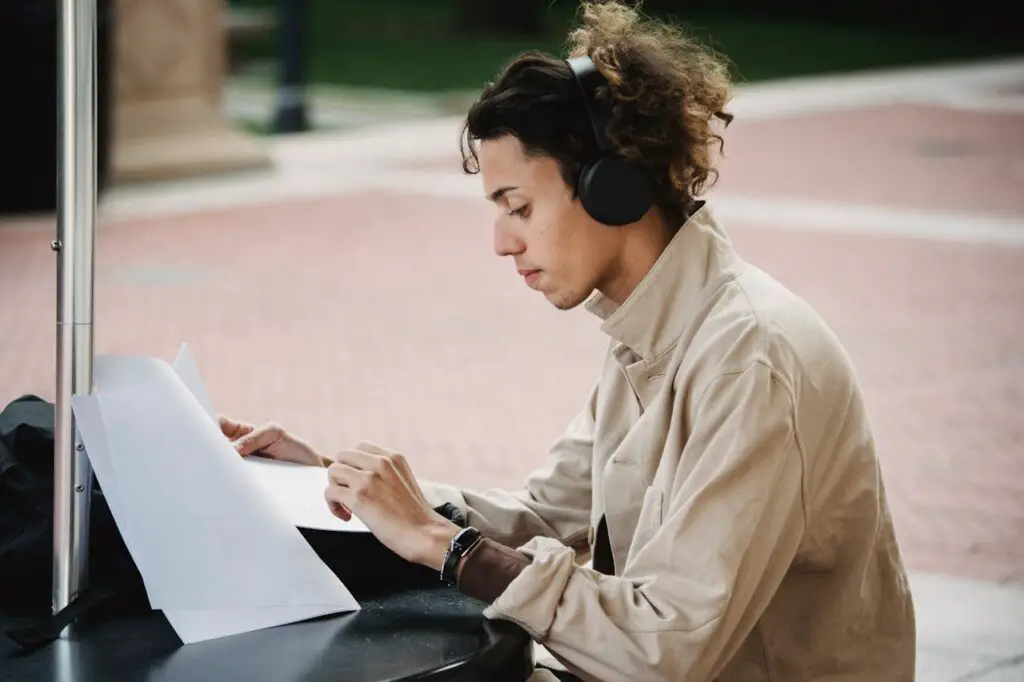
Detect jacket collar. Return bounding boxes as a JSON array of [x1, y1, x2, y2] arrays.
[[584, 202, 739, 363]]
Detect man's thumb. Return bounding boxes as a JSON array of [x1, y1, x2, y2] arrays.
[[233, 429, 272, 457], [232, 433, 258, 456]]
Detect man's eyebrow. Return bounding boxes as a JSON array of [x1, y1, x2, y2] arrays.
[[487, 186, 517, 202]]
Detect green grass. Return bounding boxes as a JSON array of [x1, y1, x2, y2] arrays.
[[231, 1, 1020, 92]]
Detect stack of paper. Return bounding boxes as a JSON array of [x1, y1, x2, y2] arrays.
[[71, 344, 364, 644]]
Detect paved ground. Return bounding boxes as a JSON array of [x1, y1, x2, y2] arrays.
[[2, 59, 1023, 679]]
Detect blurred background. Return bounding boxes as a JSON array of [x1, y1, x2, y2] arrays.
[[0, 2, 1022, 679]]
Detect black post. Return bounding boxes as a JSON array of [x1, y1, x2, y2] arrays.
[[273, 0, 310, 134]]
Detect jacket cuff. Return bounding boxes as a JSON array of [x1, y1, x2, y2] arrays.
[[433, 502, 467, 528], [482, 537, 578, 641], [456, 538, 531, 603]]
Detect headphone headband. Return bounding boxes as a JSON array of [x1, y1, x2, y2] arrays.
[[566, 55, 612, 151]]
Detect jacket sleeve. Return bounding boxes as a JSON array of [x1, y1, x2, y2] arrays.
[[480, 362, 808, 682], [420, 380, 598, 553]]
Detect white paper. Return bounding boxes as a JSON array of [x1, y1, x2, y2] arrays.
[[170, 343, 216, 419], [168, 343, 370, 534], [71, 395, 148, 596], [72, 353, 361, 644], [244, 457, 370, 532]]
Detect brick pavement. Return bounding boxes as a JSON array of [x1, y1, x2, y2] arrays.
[[2, 99, 1022, 587], [716, 103, 1024, 214]]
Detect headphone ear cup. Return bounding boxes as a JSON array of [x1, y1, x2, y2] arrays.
[[577, 155, 654, 227], [576, 158, 601, 221]]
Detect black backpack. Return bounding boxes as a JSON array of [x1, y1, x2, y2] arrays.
[[0, 395, 452, 651], [0, 395, 148, 646]]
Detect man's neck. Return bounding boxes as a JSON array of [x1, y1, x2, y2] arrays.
[[598, 211, 676, 306]]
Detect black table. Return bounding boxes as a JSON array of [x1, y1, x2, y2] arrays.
[[0, 586, 535, 682]]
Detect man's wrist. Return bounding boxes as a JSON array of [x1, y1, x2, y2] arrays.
[[419, 517, 462, 572]]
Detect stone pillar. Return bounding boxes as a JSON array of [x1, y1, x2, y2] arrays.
[[111, 0, 271, 184]]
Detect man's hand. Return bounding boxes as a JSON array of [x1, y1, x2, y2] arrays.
[[325, 442, 460, 571], [218, 415, 329, 467]]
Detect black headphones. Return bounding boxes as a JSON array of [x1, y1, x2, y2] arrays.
[[566, 55, 654, 227]]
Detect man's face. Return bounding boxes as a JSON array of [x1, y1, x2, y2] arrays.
[[477, 135, 625, 310]]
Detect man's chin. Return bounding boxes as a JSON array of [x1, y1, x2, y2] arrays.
[[544, 289, 587, 311]]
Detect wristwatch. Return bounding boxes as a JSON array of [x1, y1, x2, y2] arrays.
[[441, 526, 482, 586]]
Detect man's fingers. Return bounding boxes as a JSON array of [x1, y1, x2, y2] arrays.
[[339, 446, 412, 480], [232, 423, 283, 457], [327, 462, 380, 521], [388, 451, 414, 480], [333, 448, 386, 473], [354, 441, 391, 456], [351, 445, 425, 500], [341, 445, 428, 504], [353, 442, 411, 476], [231, 433, 260, 457], [327, 461, 369, 489], [323, 486, 352, 521], [218, 415, 253, 440]]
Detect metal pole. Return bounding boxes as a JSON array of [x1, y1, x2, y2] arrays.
[[52, 0, 97, 625], [273, 0, 310, 133]]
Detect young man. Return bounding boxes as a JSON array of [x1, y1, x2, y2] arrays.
[[220, 3, 916, 680]]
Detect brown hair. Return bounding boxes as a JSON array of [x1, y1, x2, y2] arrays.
[[460, 0, 734, 226]]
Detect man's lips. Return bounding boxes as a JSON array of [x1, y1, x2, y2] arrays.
[[517, 268, 541, 287]]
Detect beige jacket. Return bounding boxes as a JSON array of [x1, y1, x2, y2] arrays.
[[425, 203, 916, 681]]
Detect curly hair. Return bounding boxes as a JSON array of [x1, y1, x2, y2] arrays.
[[460, 1, 734, 227]]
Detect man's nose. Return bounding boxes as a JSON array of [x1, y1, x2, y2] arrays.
[[493, 222, 525, 257]]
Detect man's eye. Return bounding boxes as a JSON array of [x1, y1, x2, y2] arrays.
[[508, 205, 530, 219]]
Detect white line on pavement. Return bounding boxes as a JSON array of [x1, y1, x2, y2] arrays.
[[364, 170, 1024, 246]]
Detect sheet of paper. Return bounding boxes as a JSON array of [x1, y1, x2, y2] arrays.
[[76, 395, 352, 644], [72, 354, 361, 644], [71, 395, 153, 605], [244, 457, 370, 532], [170, 342, 216, 419], [169, 343, 370, 533]]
